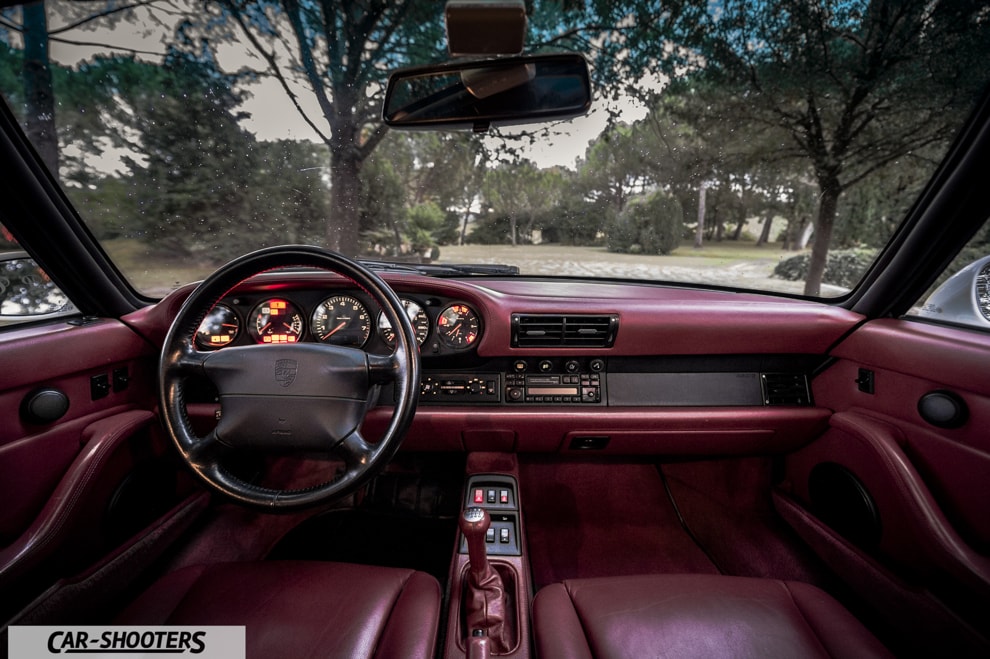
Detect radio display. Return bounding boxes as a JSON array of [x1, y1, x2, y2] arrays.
[[528, 386, 580, 396]]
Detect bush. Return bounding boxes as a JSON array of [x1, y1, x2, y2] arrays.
[[607, 191, 683, 255], [537, 199, 612, 246], [773, 248, 876, 288]]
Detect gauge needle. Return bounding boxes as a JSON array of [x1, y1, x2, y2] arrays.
[[258, 322, 271, 334], [326, 321, 346, 336]]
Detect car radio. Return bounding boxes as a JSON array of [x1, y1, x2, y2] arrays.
[[416, 358, 606, 405], [504, 358, 604, 404]]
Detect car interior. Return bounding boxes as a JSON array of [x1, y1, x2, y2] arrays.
[[1, 1, 989, 658]]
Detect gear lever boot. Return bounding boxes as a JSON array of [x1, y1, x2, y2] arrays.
[[460, 507, 511, 654]]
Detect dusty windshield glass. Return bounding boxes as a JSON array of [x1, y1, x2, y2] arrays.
[[1, 1, 986, 298]]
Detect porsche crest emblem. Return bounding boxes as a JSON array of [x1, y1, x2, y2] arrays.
[[274, 359, 297, 387]]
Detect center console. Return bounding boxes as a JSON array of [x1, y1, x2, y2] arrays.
[[444, 455, 533, 659]]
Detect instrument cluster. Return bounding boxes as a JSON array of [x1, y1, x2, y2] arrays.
[[193, 290, 482, 356]]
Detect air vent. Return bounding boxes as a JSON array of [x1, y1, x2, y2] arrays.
[[761, 373, 812, 406], [511, 314, 618, 348]]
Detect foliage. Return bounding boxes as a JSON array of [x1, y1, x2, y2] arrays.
[[607, 190, 683, 255], [537, 197, 612, 246], [773, 249, 877, 289], [466, 214, 533, 246], [646, 0, 990, 294]]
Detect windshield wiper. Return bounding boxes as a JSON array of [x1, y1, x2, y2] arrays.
[[358, 260, 519, 276]]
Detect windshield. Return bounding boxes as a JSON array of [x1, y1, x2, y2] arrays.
[[1, 1, 987, 298]]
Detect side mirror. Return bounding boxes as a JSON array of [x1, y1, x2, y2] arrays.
[[0, 251, 76, 326], [383, 53, 592, 132], [917, 254, 990, 327]]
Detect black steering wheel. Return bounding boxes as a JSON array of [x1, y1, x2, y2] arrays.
[[158, 246, 420, 511]]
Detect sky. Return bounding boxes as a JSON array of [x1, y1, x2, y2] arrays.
[[34, 0, 656, 172]]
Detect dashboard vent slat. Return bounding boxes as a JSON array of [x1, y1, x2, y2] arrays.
[[512, 314, 618, 348], [761, 373, 812, 406]]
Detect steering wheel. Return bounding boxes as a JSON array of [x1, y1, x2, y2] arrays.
[[158, 246, 420, 511]]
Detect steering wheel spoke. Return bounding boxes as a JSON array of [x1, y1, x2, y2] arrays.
[[185, 428, 228, 466], [164, 342, 209, 376], [158, 245, 420, 512], [367, 352, 399, 384], [335, 431, 375, 469]]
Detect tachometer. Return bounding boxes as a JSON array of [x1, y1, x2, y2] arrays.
[[378, 299, 430, 347], [312, 295, 371, 346], [437, 303, 480, 349], [249, 298, 304, 344], [195, 304, 240, 349]]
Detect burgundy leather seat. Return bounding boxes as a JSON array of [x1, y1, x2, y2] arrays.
[[533, 574, 892, 658], [117, 561, 440, 659]]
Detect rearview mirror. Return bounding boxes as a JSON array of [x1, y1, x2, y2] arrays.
[[383, 53, 592, 131]]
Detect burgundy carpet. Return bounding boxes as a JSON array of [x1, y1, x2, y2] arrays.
[[519, 459, 719, 589], [660, 458, 832, 585]]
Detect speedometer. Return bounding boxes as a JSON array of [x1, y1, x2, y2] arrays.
[[378, 299, 430, 347], [312, 295, 371, 347]]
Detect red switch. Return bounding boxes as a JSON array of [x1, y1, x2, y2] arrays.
[[473, 489, 484, 504]]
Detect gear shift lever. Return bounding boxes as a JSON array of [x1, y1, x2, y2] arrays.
[[461, 507, 492, 577], [459, 507, 510, 654]]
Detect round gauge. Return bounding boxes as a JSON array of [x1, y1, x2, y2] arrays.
[[195, 304, 240, 349], [249, 298, 305, 344], [436, 303, 480, 349], [312, 295, 372, 347], [379, 299, 430, 347]]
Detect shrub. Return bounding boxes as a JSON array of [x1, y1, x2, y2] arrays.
[[773, 248, 876, 288], [607, 191, 683, 255]]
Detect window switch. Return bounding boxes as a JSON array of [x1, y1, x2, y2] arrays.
[[499, 528, 510, 543], [485, 528, 496, 543]]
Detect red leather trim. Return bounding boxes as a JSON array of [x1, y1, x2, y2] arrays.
[[829, 318, 990, 397], [532, 574, 891, 658], [364, 406, 831, 454], [0, 318, 153, 397], [785, 411, 990, 599], [0, 410, 156, 588], [774, 491, 989, 654], [122, 273, 864, 356], [117, 561, 441, 659]]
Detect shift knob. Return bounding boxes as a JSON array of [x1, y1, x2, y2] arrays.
[[460, 507, 491, 576]]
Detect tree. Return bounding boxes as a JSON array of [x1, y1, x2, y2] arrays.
[[482, 160, 565, 246], [1, 0, 174, 178], [651, 0, 990, 294], [176, 0, 449, 255], [607, 190, 684, 255]]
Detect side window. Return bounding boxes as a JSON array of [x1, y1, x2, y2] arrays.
[[0, 224, 76, 327], [908, 219, 990, 331]]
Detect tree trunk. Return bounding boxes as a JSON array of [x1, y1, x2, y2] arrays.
[[757, 211, 773, 246], [328, 151, 361, 254], [694, 183, 706, 248], [23, 2, 58, 177], [803, 179, 841, 296], [732, 211, 745, 241]]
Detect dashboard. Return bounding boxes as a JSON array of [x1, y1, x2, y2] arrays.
[[126, 270, 866, 455]]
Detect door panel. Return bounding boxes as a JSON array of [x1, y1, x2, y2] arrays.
[[0, 317, 188, 618], [778, 318, 990, 653]]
